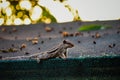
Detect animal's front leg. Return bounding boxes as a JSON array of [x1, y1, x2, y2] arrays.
[[59, 53, 66, 59], [64, 51, 67, 58]]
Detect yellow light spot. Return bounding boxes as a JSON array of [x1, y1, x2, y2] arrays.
[[19, 1, 31, 10], [14, 18, 23, 25], [17, 12, 23, 17], [10, 5, 14, 10], [16, 4, 20, 10], [30, 5, 42, 21], [23, 15, 28, 19], [0, 18, 4, 25], [5, 7, 12, 16], [44, 18, 51, 24], [6, 19, 12, 25], [23, 18, 31, 25], [41, 17, 51, 24], [31, 1, 36, 6]]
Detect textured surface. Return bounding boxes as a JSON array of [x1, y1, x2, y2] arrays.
[[0, 56, 120, 80], [0, 20, 120, 80], [0, 20, 120, 58]]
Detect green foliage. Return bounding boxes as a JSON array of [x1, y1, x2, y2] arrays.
[[39, 6, 57, 23], [78, 24, 111, 31]]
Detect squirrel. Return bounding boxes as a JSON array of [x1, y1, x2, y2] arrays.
[[2, 40, 74, 63]]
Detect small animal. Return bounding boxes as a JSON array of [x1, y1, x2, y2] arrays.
[[2, 40, 74, 63]]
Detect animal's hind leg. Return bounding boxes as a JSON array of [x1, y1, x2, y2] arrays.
[[36, 58, 41, 63]]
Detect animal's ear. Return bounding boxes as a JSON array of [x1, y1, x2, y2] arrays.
[[63, 40, 67, 44]]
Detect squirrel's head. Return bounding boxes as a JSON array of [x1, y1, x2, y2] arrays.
[[63, 40, 74, 49]]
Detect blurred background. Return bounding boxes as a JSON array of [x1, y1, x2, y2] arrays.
[[0, 0, 120, 25]]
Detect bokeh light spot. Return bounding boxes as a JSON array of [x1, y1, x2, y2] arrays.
[[0, 18, 4, 25], [30, 5, 42, 21], [24, 18, 31, 25], [6, 18, 12, 25], [0, 1, 10, 9], [5, 7, 12, 16], [16, 4, 20, 10], [19, 0, 31, 10], [17, 12, 23, 17], [14, 18, 23, 25]]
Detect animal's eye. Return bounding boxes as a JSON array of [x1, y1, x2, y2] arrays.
[[63, 40, 66, 44]]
